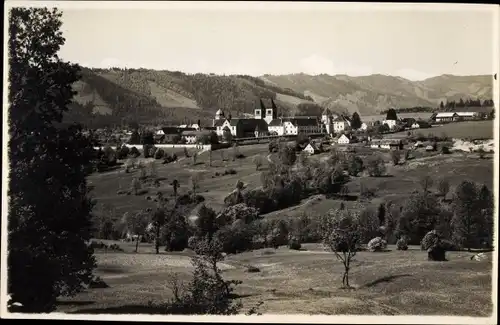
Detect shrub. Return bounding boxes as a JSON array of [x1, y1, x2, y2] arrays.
[[129, 146, 140, 158], [396, 237, 408, 250], [367, 237, 387, 252], [288, 236, 302, 250], [215, 224, 254, 254], [154, 148, 165, 159], [143, 144, 154, 158], [442, 146, 451, 154], [440, 239, 461, 251], [246, 265, 261, 273], [188, 236, 198, 250], [117, 146, 130, 159], [269, 140, 279, 153], [224, 168, 237, 175], [347, 155, 364, 176], [420, 230, 440, 251]]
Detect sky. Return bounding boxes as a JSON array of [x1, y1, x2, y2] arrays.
[[52, 2, 498, 81]]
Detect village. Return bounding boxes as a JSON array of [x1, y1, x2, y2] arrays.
[[90, 97, 494, 157]]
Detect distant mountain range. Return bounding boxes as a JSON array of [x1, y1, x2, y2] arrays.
[[67, 67, 494, 127]]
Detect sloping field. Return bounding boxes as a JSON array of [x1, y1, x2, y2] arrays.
[[57, 244, 493, 316]]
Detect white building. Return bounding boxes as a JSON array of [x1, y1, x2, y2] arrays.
[[411, 122, 420, 129], [382, 119, 397, 130], [337, 134, 350, 145], [360, 122, 368, 131], [333, 115, 351, 133], [268, 119, 285, 136], [434, 112, 458, 123], [456, 112, 476, 120]]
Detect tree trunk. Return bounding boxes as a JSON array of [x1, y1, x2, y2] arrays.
[[135, 236, 139, 252], [155, 227, 160, 254], [345, 267, 350, 288]]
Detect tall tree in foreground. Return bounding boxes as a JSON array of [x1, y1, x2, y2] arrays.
[[321, 208, 362, 289], [8, 8, 96, 312]]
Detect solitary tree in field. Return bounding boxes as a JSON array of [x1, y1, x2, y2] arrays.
[[7, 7, 96, 312], [172, 179, 179, 200], [190, 173, 202, 199], [437, 178, 450, 197], [192, 151, 198, 166], [321, 208, 363, 288], [127, 211, 150, 253], [152, 203, 166, 254], [420, 175, 434, 194]]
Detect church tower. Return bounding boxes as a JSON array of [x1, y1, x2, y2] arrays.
[[213, 108, 225, 127], [321, 107, 332, 134]]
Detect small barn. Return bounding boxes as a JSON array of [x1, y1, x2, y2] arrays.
[[337, 134, 351, 145]]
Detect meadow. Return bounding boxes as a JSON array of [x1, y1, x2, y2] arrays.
[[63, 140, 494, 316], [384, 120, 494, 141], [57, 242, 492, 316]]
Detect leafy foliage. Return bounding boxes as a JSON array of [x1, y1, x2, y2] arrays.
[[8, 7, 96, 312], [321, 208, 363, 288]]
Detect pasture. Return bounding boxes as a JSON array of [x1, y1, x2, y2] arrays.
[[384, 120, 494, 140], [78, 140, 494, 316], [56, 243, 493, 316], [363, 113, 434, 123]]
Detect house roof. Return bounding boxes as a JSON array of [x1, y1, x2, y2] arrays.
[[285, 118, 320, 127], [436, 112, 458, 118], [229, 118, 269, 132], [304, 143, 320, 152], [268, 119, 283, 126], [181, 130, 213, 137], [161, 127, 182, 135], [371, 138, 402, 145], [456, 112, 475, 117]]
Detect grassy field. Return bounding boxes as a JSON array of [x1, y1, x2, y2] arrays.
[[384, 120, 494, 140], [363, 113, 434, 123], [78, 141, 494, 316], [56, 242, 493, 316]]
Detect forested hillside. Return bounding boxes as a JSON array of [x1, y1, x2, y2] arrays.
[[66, 68, 314, 127]]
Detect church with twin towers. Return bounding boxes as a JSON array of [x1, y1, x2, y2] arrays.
[[212, 98, 349, 138]]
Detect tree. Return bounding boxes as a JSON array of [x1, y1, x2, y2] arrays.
[[366, 155, 386, 177], [127, 211, 150, 252], [351, 112, 362, 130], [476, 185, 494, 248], [279, 144, 297, 166], [401, 193, 442, 245], [391, 150, 401, 166], [8, 8, 97, 312], [420, 175, 433, 194], [152, 196, 166, 254], [131, 177, 141, 195], [437, 178, 450, 197], [195, 205, 220, 240], [189, 173, 202, 199], [192, 151, 198, 165], [439, 101, 444, 109], [386, 108, 398, 121], [252, 155, 263, 171], [222, 127, 233, 143], [346, 155, 364, 176], [166, 236, 242, 314], [129, 130, 141, 144], [451, 181, 481, 251], [321, 208, 362, 288]]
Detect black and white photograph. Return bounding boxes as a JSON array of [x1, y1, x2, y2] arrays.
[[1, 1, 498, 323]]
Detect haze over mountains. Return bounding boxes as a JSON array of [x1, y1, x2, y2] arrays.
[[69, 67, 493, 127]]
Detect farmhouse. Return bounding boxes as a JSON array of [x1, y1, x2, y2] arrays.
[[360, 122, 368, 131], [370, 139, 403, 150], [303, 142, 321, 155], [382, 119, 397, 130], [433, 112, 458, 122], [455, 112, 477, 120], [268, 119, 285, 136], [337, 134, 351, 145]]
